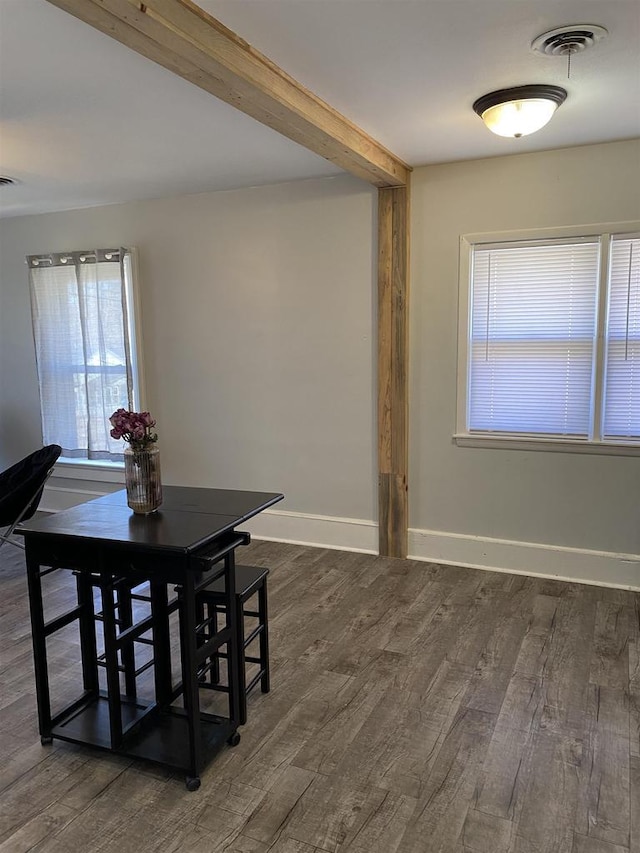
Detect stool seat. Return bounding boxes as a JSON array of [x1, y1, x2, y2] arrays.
[[196, 564, 270, 725], [201, 564, 269, 601]]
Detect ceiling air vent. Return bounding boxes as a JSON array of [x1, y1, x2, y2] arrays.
[[0, 176, 16, 186], [532, 25, 608, 57]]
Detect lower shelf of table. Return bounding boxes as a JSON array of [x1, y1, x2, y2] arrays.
[[47, 694, 237, 775]]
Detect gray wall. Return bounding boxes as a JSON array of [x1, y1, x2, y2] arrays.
[[0, 176, 377, 520], [2, 138, 640, 577], [411, 138, 640, 555]]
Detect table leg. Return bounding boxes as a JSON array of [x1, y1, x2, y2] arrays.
[[235, 594, 248, 725], [259, 579, 270, 695], [25, 547, 52, 741], [75, 571, 99, 696], [225, 549, 242, 727], [178, 571, 203, 782]]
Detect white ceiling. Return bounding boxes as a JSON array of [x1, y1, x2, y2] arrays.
[[1, 0, 638, 218]]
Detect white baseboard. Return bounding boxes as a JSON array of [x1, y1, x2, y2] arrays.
[[243, 508, 378, 553], [408, 528, 640, 591], [243, 513, 640, 590], [41, 483, 640, 590]]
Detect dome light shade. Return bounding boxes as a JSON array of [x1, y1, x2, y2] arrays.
[[473, 85, 567, 138]]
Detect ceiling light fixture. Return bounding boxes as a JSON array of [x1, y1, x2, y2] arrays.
[[473, 85, 567, 138]]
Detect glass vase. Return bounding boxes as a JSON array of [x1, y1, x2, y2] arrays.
[[124, 444, 163, 514]]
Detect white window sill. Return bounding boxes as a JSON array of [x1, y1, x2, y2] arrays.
[[55, 458, 125, 483], [453, 433, 640, 457]]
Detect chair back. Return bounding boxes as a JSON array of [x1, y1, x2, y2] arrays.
[[0, 444, 62, 525]]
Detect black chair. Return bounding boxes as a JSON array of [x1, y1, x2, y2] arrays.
[[0, 444, 61, 550], [196, 564, 270, 725]]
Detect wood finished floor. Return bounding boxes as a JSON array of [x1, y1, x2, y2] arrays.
[[0, 539, 638, 853]]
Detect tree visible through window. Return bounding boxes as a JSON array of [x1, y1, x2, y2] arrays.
[[461, 230, 640, 445], [27, 248, 141, 462]]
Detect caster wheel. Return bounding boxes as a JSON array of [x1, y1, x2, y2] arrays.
[[227, 731, 241, 747], [185, 776, 201, 792], [40, 736, 53, 745]]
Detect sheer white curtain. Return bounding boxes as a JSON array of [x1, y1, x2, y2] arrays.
[[28, 249, 135, 461]]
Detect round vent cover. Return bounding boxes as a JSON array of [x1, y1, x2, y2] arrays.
[[0, 176, 16, 186], [532, 24, 608, 56]]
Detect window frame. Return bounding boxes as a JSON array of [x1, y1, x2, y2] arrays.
[[455, 221, 640, 456], [31, 247, 147, 474]]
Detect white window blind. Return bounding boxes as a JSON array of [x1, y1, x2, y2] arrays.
[[603, 235, 640, 441], [28, 248, 140, 462], [468, 239, 600, 436]]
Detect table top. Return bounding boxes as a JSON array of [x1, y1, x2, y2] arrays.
[[19, 486, 283, 553]]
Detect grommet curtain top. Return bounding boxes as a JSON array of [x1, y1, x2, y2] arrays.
[[26, 249, 123, 268]]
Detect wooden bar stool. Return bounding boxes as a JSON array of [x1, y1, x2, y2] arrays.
[[197, 564, 270, 725], [70, 569, 177, 749]]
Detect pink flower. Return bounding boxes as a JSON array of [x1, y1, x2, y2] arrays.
[[108, 408, 159, 450]]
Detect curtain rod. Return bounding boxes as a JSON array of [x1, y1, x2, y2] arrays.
[[26, 249, 126, 268]]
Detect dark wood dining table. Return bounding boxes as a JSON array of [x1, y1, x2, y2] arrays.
[[19, 485, 283, 790]]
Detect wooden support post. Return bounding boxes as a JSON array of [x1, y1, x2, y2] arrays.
[[377, 183, 409, 558]]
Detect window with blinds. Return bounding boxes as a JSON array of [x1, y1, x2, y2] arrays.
[[461, 228, 640, 447], [603, 236, 640, 440]]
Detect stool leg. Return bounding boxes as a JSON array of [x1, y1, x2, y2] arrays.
[[150, 581, 172, 706], [236, 596, 248, 725], [210, 605, 221, 685], [197, 599, 221, 686], [258, 581, 270, 694], [100, 576, 124, 749], [195, 593, 205, 685], [117, 583, 137, 698]]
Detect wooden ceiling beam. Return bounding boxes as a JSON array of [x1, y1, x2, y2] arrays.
[[44, 0, 411, 188], [45, 0, 412, 559]]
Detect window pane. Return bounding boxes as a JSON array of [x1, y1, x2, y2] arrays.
[[603, 236, 640, 441], [28, 250, 136, 462], [469, 240, 600, 436]]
